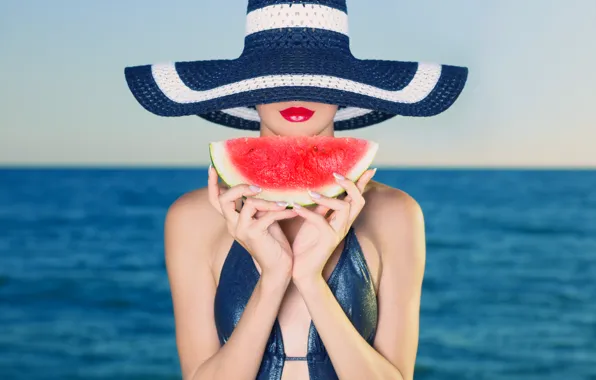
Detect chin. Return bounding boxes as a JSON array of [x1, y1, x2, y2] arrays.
[[256, 101, 338, 136], [268, 123, 329, 137]]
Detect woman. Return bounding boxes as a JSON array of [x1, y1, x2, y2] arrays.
[[124, 1, 468, 379]]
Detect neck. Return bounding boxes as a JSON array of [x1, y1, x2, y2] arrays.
[[259, 122, 335, 137]]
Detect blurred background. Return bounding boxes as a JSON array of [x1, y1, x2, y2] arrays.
[[1, 0, 595, 379]]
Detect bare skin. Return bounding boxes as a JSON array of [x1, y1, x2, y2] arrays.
[[165, 101, 426, 380]]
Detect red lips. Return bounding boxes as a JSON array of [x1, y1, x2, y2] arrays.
[[279, 107, 315, 122]]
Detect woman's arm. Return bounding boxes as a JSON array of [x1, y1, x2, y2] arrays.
[[295, 189, 426, 380], [164, 190, 290, 380]]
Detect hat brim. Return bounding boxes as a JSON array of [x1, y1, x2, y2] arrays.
[[124, 48, 468, 130]]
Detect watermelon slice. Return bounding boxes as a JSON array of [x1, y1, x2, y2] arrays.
[[209, 136, 378, 206]]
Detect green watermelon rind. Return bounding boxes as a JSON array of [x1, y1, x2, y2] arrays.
[[209, 138, 378, 208]]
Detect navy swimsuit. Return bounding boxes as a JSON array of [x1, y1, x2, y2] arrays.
[[214, 227, 378, 379]]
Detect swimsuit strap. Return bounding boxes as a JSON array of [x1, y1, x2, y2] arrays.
[[285, 356, 308, 361]]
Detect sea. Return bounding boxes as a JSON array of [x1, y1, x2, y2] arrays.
[[0, 168, 595, 380]]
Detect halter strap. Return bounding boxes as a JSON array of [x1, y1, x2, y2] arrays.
[[285, 355, 308, 361]]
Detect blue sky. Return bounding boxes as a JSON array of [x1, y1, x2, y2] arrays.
[[1, 0, 594, 167]]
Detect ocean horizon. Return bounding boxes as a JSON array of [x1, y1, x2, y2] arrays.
[[1, 167, 595, 379], [1, 165, 595, 170]]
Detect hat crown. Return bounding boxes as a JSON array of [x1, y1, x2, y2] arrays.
[[243, 0, 351, 53], [246, 0, 348, 13]]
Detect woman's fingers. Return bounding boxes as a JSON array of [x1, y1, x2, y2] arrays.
[[334, 173, 370, 221], [219, 184, 262, 225], [308, 191, 348, 213], [252, 209, 298, 232], [308, 191, 351, 233], [356, 169, 376, 193], [208, 165, 224, 213], [312, 204, 331, 217], [293, 204, 335, 234], [254, 210, 268, 219], [340, 169, 376, 203], [303, 169, 376, 232], [238, 198, 289, 228]]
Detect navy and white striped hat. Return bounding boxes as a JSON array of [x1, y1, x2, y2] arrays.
[[124, 0, 469, 130]]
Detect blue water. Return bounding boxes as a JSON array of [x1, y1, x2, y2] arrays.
[[1, 168, 595, 380]]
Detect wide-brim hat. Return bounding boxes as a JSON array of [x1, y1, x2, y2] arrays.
[[124, 0, 469, 131]]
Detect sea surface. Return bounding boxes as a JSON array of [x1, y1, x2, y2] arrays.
[[0, 168, 595, 380]]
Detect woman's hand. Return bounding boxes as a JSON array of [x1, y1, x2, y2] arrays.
[[208, 166, 297, 279], [290, 169, 376, 286]]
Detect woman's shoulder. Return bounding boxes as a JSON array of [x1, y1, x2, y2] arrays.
[[358, 181, 425, 257], [361, 181, 423, 223], [166, 186, 223, 225], [164, 186, 227, 263]]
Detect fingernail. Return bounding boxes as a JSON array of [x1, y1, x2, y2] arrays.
[[249, 185, 262, 193], [293, 203, 302, 209], [308, 190, 321, 199], [208, 163, 212, 173], [333, 173, 345, 181], [276, 201, 288, 207], [372, 168, 378, 175]]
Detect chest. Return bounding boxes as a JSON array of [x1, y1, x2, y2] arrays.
[[212, 227, 381, 352], [212, 228, 381, 296]]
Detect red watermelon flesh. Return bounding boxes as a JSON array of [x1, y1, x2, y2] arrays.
[[209, 136, 378, 205]]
